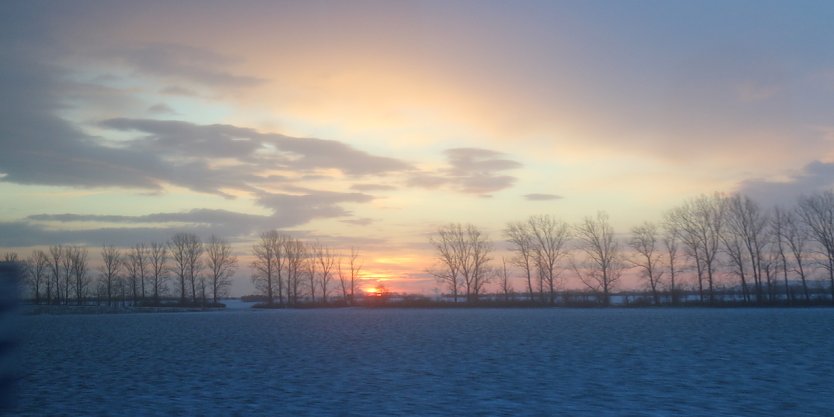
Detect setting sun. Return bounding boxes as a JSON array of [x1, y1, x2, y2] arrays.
[[364, 287, 381, 297]]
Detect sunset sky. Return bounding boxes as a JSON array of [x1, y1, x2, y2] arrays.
[[3, 1, 834, 295]]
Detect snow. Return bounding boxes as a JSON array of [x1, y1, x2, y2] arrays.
[[14, 308, 834, 416]]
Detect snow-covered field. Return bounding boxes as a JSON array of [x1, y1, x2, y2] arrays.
[[14, 308, 834, 416]]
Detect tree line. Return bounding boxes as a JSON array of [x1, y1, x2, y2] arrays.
[[7, 233, 237, 307], [8, 190, 834, 308], [430, 190, 834, 306], [6, 231, 364, 308]]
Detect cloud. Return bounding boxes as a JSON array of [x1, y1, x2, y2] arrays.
[[147, 103, 177, 115], [0, 57, 410, 195], [0, 221, 154, 247], [113, 43, 265, 88], [28, 209, 268, 227], [159, 85, 200, 96], [0, 50, 174, 191], [340, 217, 376, 226], [8, 189, 378, 247], [99, 118, 413, 177], [350, 183, 397, 192], [408, 147, 522, 195], [257, 191, 374, 228], [524, 193, 563, 201], [0, 44, 404, 246], [100, 118, 265, 160], [737, 160, 834, 206]]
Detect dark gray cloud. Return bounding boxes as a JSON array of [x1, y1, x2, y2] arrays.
[[408, 147, 523, 195], [524, 193, 563, 201], [113, 43, 265, 87], [738, 160, 834, 207]]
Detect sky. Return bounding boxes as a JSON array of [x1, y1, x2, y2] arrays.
[[3, 1, 834, 296]]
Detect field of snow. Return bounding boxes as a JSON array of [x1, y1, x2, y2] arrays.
[[14, 308, 834, 416]]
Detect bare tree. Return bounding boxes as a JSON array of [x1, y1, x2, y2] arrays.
[[667, 206, 706, 302], [313, 242, 337, 304], [47, 245, 63, 304], [338, 247, 362, 305], [251, 231, 279, 305], [69, 246, 89, 305], [721, 220, 751, 303], [662, 218, 681, 305], [274, 235, 290, 306], [206, 235, 238, 304], [124, 249, 142, 305], [724, 194, 768, 303], [720, 198, 753, 304], [25, 250, 49, 304], [128, 244, 149, 301], [61, 247, 73, 304], [668, 195, 725, 304], [771, 206, 793, 302], [573, 212, 623, 306], [527, 215, 570, 304], [629, 222, 664, 305], [498, 257, 514, 302], [430, 223, 493, 303], [284, 238, 306, 306], [505, 221, 536, 301], [100, 244, 122, 306], [306, 254, 317, 303], [429, 223, 464, 302], [169, 232, 203, 304], [783, 208, 811, 302], [1, 252, 18, 262], [797, 191, 834, 302], [461, 224, 493, 303], [761, 235, 780, 302], [148, 242, 168, 305]]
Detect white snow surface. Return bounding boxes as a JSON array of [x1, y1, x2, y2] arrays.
[[14, 308, 834, 416]]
